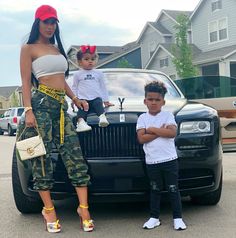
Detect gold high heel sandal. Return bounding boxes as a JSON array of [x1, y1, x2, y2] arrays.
[[77, 204, 94, 232], [42, 206, 61, 233]]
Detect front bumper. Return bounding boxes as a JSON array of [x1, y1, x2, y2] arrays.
[[17, 149, 222, 202]]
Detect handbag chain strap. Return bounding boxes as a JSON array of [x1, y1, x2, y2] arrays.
[[17, 124, 41, 142]]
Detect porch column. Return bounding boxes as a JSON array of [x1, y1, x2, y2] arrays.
[[219, 61, 231, 97], [219, 61, 230, 77]]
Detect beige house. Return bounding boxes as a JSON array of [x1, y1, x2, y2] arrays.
[[0, 86, 22, 115]]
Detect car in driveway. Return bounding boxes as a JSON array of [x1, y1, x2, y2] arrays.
[[0, 107, 24, 136], [12, 69, 223, 213]]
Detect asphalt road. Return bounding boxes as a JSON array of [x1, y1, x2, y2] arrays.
[[0, 134, 236, 238]]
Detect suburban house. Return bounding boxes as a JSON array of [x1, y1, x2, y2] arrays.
[[67, 45, 123, 71], [0, 86, 22, 115], [67, 43, 142, 70], [67, 0, 236, 80], [137, 9, 195, 80]]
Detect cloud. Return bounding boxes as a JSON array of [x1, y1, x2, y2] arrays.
[[60, 19, 135, 50], [0, 0, 200, 86], [0, 10, 32, 45]]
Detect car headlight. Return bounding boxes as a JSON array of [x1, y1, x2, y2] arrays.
[[180, 121, 211, 134]]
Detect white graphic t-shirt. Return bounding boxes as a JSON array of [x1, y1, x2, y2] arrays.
[[71, 69, 109, 101], [136, 110, 178, 164]]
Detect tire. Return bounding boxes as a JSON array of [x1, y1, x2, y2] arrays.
[[191, 172, 222, 205], [8, 125, 14, 136], [12, 146, 42, 213], [0, 127, 3, 135]]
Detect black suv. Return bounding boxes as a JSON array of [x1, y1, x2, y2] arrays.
[[12, 69, 222, 213]]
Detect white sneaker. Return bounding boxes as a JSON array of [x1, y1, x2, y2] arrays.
[[173, 218, 187, 230], [99, 114, 109, 127], [143, 218, 161, 229], [76, 119, 92, 132]]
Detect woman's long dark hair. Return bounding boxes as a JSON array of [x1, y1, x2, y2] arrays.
[[27, 19, 69, 88]]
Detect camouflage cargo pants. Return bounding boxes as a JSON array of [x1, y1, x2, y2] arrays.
[[17, 90, 90, 190]]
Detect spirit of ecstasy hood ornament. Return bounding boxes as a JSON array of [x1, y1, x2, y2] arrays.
[[118, 97, 125, 110]]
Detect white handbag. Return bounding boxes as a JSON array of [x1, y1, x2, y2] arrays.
[[16, 126, 46, 161]]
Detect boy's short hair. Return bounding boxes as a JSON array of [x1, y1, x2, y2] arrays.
[[144, 81, 167, 97]]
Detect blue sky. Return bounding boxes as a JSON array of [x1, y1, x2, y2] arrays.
[[0, 0, 200, 86]]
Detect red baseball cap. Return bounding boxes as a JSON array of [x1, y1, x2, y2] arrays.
[[35, 5, 59, 21]]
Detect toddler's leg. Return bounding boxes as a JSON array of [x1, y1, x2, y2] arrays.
[[76, 109, 91, 132]]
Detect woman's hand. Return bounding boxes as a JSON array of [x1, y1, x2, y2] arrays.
[[74, 98, 89, 111], [25, 110, 37, 127]]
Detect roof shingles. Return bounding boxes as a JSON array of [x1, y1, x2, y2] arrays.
[[0, 86, 18, 99]]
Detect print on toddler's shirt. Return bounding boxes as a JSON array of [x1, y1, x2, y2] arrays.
[[84, 74, 95, 80]]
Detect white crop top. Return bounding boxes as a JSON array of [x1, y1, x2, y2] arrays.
[[32, 54, 68, 79]]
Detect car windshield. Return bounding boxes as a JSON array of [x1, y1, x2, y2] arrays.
[[103, 71, 181, 98]]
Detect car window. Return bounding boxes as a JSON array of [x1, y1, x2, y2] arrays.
[[103, 72, 181, 98], [175, 76, 236, 99], [10, 109, 15, 117], [17, 108, 24, 116]]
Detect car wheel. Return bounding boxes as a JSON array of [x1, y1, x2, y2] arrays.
[[12, 146, 42, 213], [191, 172, 222, 205], [8, 125, 14, 136], [0, 127, 3, 135]]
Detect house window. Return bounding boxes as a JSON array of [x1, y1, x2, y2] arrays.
[[209, 21, 218, 42], [0, 102, 2, 109], [211, 0, 222, 12], [219, 18, 227, 40], [160, 57, 169, 68], [209, 18, 228, 43], [71, 54, 77, 60]]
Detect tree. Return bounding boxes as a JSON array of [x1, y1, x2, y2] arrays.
[[172, 14, 198, 78], [117, 58, 134, 68], [10, 91, 20, 107]]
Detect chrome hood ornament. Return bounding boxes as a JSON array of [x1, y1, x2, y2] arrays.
[[118, 97, 125, 110]]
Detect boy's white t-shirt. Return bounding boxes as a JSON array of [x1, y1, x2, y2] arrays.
[[136, 110, 178, 164], [71, 69, 109, 101]]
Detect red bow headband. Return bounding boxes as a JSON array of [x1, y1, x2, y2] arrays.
[[80, 45, 96, 54]]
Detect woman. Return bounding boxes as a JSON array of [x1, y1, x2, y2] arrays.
[[19, 5, 94, 233]]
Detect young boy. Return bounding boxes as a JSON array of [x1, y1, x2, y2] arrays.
[[136, 81, 187, 231], [71, 45, 113, 132]]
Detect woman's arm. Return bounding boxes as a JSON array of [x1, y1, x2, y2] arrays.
[[20, 45, 33, 107], [20, 45, 36, 127], [64, 81, 89, 111]]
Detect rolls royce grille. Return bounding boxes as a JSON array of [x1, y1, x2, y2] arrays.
[[78, 124, 144, 158]]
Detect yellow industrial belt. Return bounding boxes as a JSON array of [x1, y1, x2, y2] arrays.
[[38, 84, 65, 144]]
